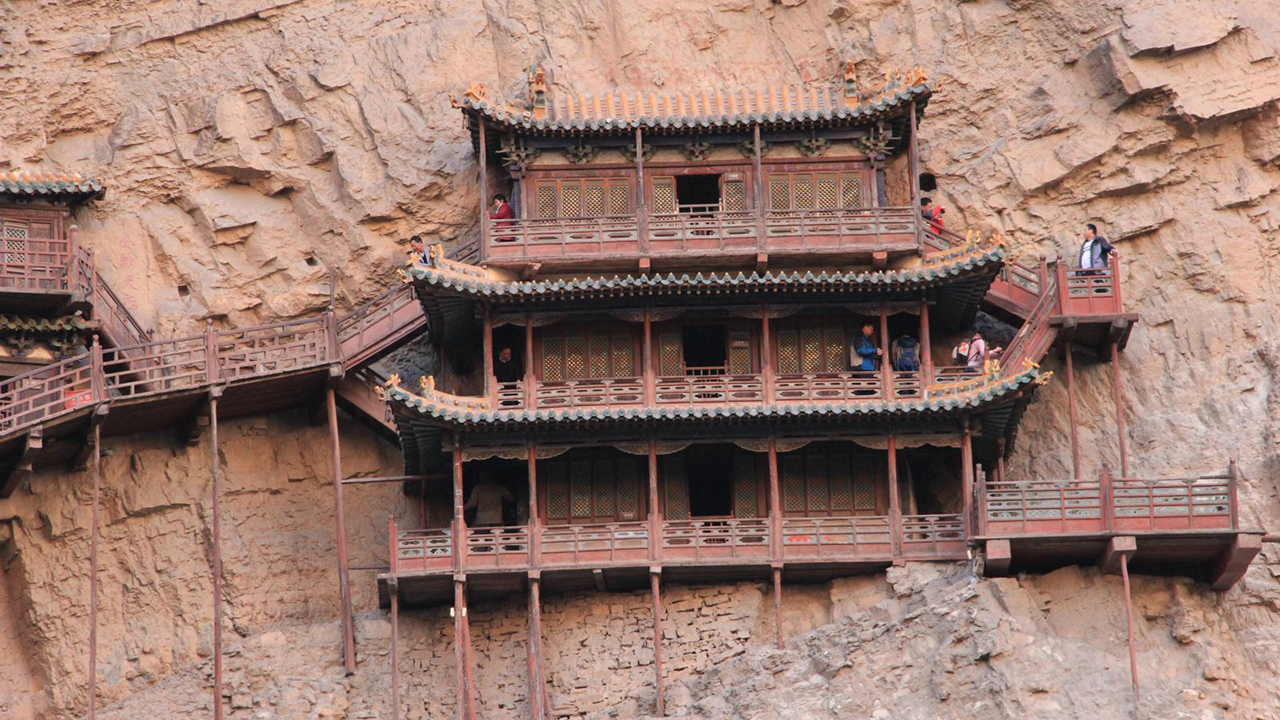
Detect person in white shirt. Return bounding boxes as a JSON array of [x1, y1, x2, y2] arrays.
[[1078, 223, 1116, 275], [966, 331, 1002, 368]]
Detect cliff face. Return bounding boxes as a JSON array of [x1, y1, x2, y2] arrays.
[[1, 0, 1279, 718]]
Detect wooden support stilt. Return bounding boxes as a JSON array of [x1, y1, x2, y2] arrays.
[[327, 387, 357, 674], [771, 566, 783, 649], [454, 578, 477, 720], [527, 574, 548, 720], [88, 424, 100, 720], [650, 570, 664, 717], [210, 393, 224, 720], [390, 578, 400, 720], [478, 117, 488, 263], [1065, 341, 1081, 480], [1110, 342, 1129, 478], [1119, 553, 1140, 717]]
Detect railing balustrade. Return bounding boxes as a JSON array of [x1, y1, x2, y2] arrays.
[[465, 525, 532, 568], [655, 373, 764, 404], [215, 316, 331, 380], [0, 357, 96, 435], [773, 371, 881, 402], [901, 514, 967, 555], [540, 522, 650, 565], [1059, 261, 1123, 316], [661, 519, 770, 560], [780, 516, 893, 559], [982, 477, 1105, 535], [1111, 473, 1232, 532], [335, 282, 423, 365], [0, 238, 73, 293], [394, 527, 454, 572], [533, 377, 644, 409]]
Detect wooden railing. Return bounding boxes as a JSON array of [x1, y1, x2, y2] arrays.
[[215, 317, 331, 381], [465, 525, 532, 568], [0, 237, 74, 293], [654, 374, 764, 404], [773, 371, 882, 402], [540, 522, 650, 566], [533, 378, 645, 409], [394, 527, 453, 573], [483, 206, 921, 264], [780, 516, 893, 559], [923, 226, 1044, 300], [335, 282, 424, 366], [998, 264, 1060, 379], [981, 467, 1238, 536], [901, 514, 967, 555], [1057, 260, 1124, 317], [661, 519, 770, 560]]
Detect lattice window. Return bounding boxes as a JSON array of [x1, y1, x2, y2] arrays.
[[541, 336, 564, 381], [560, 183, 582, 217], [658, 332, 682, 376], [801, 327, 822, 373], [663, 455, 689, 520], [734, 453, 757, 518], [589, 335, 609, 378], [781, 455, 804, 512], [727, 330, 752, 374], [593, 457, 615, 516], [793, 176, 813, 209], [852, 463, 876, 511], [565, 335, 587, 379], [842, 176, 864, 208], [609, 184, 631, 215], [584, 183, 606, 217], [776, 330, 799, 374], [3, 224, 28, 265], [652, 178, 676, 214], [617, 460, 640, 520], [544, 462, 570, 519], [769, 179, 790, 210], [816, 175, 839, 210], [535, 183, 558, 219], [828, 452, 852, 512], [612, 335, 634, 376], [570, 459, 592, 518], [722, 180, 745, 211], [805, 453, 830, 514], [823, 329, 846, 372]]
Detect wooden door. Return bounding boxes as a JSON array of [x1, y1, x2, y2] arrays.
[[779, 447, 884, 517], [540, 451, 645, 525]]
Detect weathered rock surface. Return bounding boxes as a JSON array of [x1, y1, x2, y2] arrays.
[[2, 0, 1280, 718]]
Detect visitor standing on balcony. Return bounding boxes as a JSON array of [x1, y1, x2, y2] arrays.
[[1078, 223, 1116, 275], [850, 323, 882, 371], [966, 331, 1001, 368], [465, 479, 515, 529], [893, 335, 920, 371], [490, 193, 515, 242], [920, 197, 945, 234], [494, 346, 522, 406], [408, 235, 428, 264]]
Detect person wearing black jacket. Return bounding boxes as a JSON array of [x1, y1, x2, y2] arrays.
[[1078, 223, 1116, 275]]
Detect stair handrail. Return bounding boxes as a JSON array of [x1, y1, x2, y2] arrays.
[[998, 258, 1060, 378]]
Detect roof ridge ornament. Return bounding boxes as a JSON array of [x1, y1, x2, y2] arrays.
[[528, 67, 549, 119], [843, 60, 859, 107]]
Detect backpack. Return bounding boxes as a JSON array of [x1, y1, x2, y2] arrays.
[[952, 341, 969, 364], [897, 337, 919, 370]]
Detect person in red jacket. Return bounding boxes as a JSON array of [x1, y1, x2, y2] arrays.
[[920, 196, 945, 234], [490, 193, 515, 242]]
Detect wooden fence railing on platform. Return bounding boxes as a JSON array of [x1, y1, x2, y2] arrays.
[[981, 466, 1238, 536]]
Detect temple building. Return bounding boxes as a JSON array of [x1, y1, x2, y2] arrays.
[[0, 67, 1264, 720]]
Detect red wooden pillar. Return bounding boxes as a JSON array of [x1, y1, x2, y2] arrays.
[[483, 305, 495, 409], [454, 578, 477, 720], [327, 387, 357, 673], [908, 99, 922, 251], [389, 522, 400, 720], [1109, 342, 1129, 478], [453, 443, 466, 572], [210, 392, 224, 720], [88, 423, 100, 720], [650, 571, 665, 717], [760, 304, 774, 400], [643, 308, 655, 406], [636, 127, 649, 254], [887, 434, 903, 557], [647, 440, 660, 560], [879, 303, 893, 399], [961, 422, 975, 537], [772, 566, 783, 649], [1120, 553, 1140, 715], [1064, 342, 1081, 479], [524, 313, 535, 409], [919, 301, 932, 391], [752, 123, 766, 250], [527, 574, 549, 719], [767, 438, 782, 560], [477, 117, 488, 263]]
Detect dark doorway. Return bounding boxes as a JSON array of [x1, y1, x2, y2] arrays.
[[676, 174, 722, 210], [686, 445, 734, 517], [919, 172, 937, 192], [682, 325, 726, 373]]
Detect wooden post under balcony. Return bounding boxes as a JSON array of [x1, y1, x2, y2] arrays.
[[205, 319, 219, 385], [760, 304, 774, 401], [483, 305, 495, 410], [210, 393, 224, 720], [388, 516, 400, 720], [879, 303, 893, 399], [524, 313, 535, 409], [1110, 342, 1129, 478], [454, 577, 477, 720], [886, 434, 903, 557], [919, 301, 932, 393], [752, 123, 766, 251], [961, 422, 975, 537], [88, 422, 100, 720], [1064, 341, 1081, 480], [636, 127, 649, 255], [326, 387, 357, 674], [478, 117, 488, 264]]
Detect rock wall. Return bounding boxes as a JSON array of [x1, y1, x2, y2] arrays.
[[2, 0, 1280, 718]]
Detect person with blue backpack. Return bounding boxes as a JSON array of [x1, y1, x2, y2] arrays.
[[849, 322, 882, 371], [893, 334, 920, 371]]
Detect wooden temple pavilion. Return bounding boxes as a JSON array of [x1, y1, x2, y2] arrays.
[[0, 67, 1265, 720]]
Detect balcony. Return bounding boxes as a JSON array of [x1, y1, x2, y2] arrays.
[[977, 466, 1262, 589], [482, 206, 921, 270]]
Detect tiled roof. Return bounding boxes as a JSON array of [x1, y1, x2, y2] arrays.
[[450, 69, 934, 135], [0, 314, 88, 332], [0, 171, 104, 199], [404, 240, 1008, 302], [383, 365, 1045, 429]]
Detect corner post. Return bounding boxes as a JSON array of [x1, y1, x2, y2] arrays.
[[88, 423, 100, 720], [478, 117, 489, 264], [752, 123, 766, 250], [528, 444, 540, 563], [636, 127, 649, 254], [90, 333, 105, 403], [1109, 342, 1129, 478], [210, 392, 223, 720], [205, 319, 219, 385], [483, 304, 495, 410], [1228, 460, 1239, 531], [327, 387, 357, 673], [1101, 465, 1114, 533], [919, 300, 932, 395], [961, 421, 975, 538], [1064, 341, 1081, 480], [879, 303, 893, 399], [887, 434, 903, 556]]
